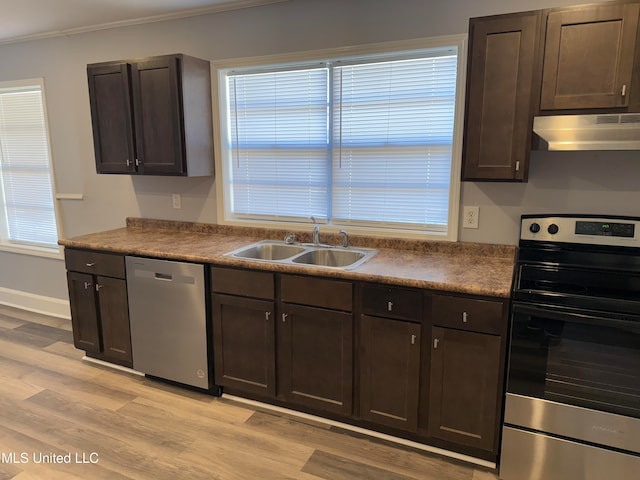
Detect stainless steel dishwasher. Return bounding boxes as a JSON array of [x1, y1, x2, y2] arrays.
[[126, 256, 216, 391]]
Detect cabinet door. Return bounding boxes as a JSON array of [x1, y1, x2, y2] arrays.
[[462, 12, 540, 181], [279, 304, 353, 416], [212, 294, 276, 397], [360, 315, 421, 432], [541, 3, 640, 110], [96, 276, 132, 365], [131, 56, 185, 175], [67, 272, 102, 354], [87, 63, 136, 174], [428, 327, 501, 452]]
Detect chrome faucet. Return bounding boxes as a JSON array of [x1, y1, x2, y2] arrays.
[[338, 230, 349, 248], [311, 216, 320, 245]]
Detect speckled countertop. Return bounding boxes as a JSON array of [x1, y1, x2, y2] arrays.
[[59, 218, 517, 298]]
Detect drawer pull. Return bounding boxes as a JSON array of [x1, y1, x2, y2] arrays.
[[265, 311, 271, 320], [387, 301, 393, 312], [83, 281, 92, 290], [462, 311, 468, 323], [86, 263, 96, 267], [433, 338, 439, 349], [282, 313, 288, 323]]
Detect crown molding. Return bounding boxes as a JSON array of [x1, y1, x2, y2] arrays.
[[0, 0, 288, 46]]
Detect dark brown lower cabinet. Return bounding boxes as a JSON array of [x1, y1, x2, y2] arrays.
[[428, 326, 501, 452], [212, 294, 276, 397], [279, 303, 353, 417], [360, 315, 421, 432], [67, 272, 101, 354], [95, 276, 131, 364], [66, 271, 132, 366]]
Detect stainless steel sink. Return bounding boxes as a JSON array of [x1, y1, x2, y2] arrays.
[[229, 241, 305, 260], [224, 240, 376, 270], [292, 248, 366, 268]]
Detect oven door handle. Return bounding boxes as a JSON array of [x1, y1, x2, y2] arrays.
[[512, 302, 640, 329]]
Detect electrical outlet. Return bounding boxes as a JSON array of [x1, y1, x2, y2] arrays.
[[463, 206, 479, 229], [172, 194, 182, 209]]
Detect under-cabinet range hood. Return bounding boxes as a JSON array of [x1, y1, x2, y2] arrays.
[[533, 113, 640, 151]]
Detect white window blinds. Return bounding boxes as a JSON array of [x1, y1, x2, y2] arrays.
[[228, 68, 329, 221], [224, 47, 458, 232], [0, 84, 58, 248], [332, 56, 456, 230]]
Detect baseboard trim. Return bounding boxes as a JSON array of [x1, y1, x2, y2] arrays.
[[223, 394, 496, 470], [82, 356, 144, 376], [0, 287, 70, 319]]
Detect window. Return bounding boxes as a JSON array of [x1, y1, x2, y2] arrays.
[[216, 37, 465, 240], [0, 79, 59, 253]]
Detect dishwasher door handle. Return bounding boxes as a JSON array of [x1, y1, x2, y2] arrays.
[[154, 272, 173, 281]]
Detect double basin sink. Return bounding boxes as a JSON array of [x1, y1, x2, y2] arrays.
[[224, 240, 377, 270]]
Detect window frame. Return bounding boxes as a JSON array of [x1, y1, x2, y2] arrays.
[[212, 35, 467, 241], [0, 78, 62, 259]]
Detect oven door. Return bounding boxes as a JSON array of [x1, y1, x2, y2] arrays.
[[505, 302, 640, 454]]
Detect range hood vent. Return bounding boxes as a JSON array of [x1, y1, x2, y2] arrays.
[[533, 113, 640, 151]]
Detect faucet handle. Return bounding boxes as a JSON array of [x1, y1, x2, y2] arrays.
[[311, 216, 317, 224]]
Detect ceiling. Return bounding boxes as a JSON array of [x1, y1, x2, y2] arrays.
[[0, 0, 286, 45]]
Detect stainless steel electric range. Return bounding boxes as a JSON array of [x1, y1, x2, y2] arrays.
[[500, 215, 640, 480]]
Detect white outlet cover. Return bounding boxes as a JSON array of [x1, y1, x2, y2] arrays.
[[463, 206, 479, 229]]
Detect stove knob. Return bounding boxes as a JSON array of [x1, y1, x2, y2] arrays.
[[548, 224, 559, 235], [529, 223, 541, 233]]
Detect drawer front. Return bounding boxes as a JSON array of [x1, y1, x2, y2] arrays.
[[361, 284, 422, 321], [431, 294, 504, 335], [211, 266, 275, 300], [65, 249, 126, 278], [280, 274, 352, 311]]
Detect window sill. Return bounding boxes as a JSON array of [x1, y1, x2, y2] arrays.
[[0, 242, 63, 260], [219, 217, 454, 242]]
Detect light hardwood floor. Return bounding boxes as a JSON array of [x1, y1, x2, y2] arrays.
[[0, 305, 499, 480]]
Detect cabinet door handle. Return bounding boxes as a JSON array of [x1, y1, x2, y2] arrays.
[[265, 311, 271, 320], [126, 159, 132, 167], [83, 281, 92, 290], [411, 334, 417, 345], [621, 84, 627, 97], [282, 313, 288, 322], [462, 311, 468, 323], [85, 263, 95, 267], [135, 158, 142, 167], [433, 338, 439, 349], [387, 301, 393, 312], [95, 284, 102, 292]]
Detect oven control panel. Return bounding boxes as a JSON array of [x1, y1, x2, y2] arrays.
[[521, 215, 640, 246]]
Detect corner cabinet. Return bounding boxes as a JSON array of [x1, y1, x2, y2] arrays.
[[540, 3, 640, 111], [87, 54, 214, 176], [65, 248, 132, 367]]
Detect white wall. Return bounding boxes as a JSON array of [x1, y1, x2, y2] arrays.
[[0, 0, 624, 306]]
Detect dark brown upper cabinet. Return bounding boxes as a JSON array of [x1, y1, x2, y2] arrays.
[[540, 3, 640, 111], [462, 11, 542, 181], [87, 54, 214, 176]]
